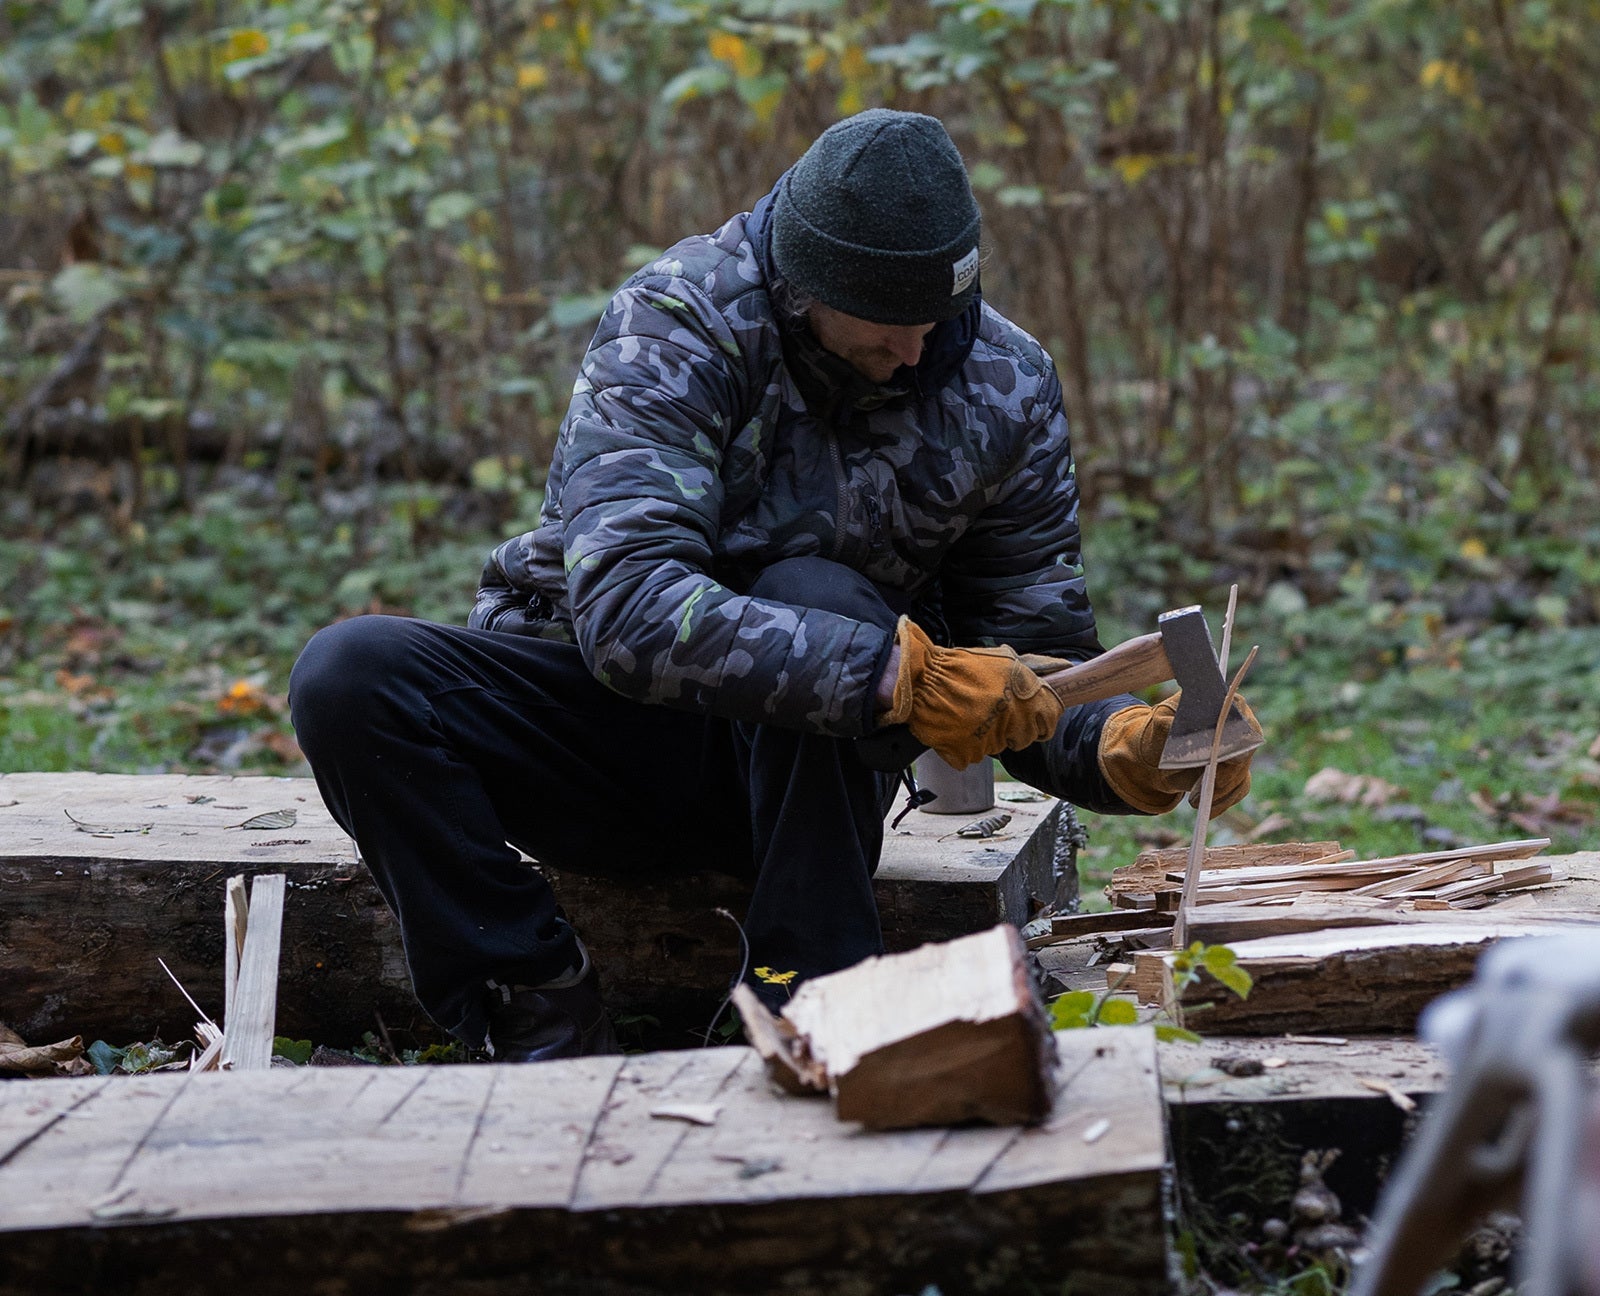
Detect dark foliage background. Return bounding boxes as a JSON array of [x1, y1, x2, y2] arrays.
[[3, 0, 1597, 872]]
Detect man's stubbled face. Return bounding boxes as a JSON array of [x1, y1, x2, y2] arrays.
[[807, 301, 936, 383]]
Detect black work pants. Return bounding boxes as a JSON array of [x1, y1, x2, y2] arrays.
[[289, 557, 898, 1046]]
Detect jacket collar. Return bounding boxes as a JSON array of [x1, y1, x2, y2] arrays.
[[746, 178, 981, 425]]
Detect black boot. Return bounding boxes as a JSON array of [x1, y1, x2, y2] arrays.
[[486, 941, 620, 1062]]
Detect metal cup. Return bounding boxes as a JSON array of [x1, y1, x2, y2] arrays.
[[912, 752, 996, 815]]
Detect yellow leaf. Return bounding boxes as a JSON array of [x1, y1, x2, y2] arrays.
[[1459, 537, 1488, 560], [218, 680, 270, 717], [515, 63, 547, 90], [98, 131, 127, 156], [803, 46, 828, 76], [224, 28, 270, 62], [753, 967, 797, 985], [541, 12, 558, 28], [708, 32, 745, 64], [751, 87, 783, 125], [1420, 59, 1471, 96], [1112, 153, 1156, 185], [839, 44, 868, 79], [837, 84, 864, 116]]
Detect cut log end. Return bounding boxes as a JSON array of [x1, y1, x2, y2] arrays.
[[775, 925, 1058, 1131]]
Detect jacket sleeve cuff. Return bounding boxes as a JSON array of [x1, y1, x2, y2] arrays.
[[998, 693, 1146, 815]]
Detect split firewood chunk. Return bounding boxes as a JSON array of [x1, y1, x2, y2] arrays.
[[731, 984, 827, 1097], [776, 925, 1057, 1131]]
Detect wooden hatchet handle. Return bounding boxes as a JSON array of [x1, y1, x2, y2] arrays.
[[1034, 632, 1173, 709]]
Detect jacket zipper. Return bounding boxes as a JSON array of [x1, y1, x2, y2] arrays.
[[827, 432, 852, 563]]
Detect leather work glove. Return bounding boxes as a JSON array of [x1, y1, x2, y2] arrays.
[[1098, 693, 1261, 816], [882, 618, 1064, 769]]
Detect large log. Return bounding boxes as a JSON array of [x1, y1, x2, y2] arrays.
[[0, 1029, 1169, 1296], [1132, 917, 1600, 1035], [0, 772, 1074, 1049]]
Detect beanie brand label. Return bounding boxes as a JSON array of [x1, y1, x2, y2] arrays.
[[951, 246, 979, 296]]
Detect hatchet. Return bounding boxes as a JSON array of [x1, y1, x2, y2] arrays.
[[857, 605, 1261, 772]]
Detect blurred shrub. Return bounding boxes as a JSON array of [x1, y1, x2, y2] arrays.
[[2, 0, 1598, 623]]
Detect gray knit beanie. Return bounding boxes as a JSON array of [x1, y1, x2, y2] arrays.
[[771, 109, 981, 325]]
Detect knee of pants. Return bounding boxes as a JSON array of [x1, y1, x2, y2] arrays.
[[745, 556, 899, 630], [289, 615, 426, 752]]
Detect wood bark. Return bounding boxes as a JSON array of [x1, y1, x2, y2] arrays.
[[1133, 917, 1594, 1035]]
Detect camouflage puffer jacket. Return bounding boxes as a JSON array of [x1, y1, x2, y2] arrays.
[[472, 185, 1134, 804]]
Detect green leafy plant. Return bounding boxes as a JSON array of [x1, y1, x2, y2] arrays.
[[1050, 941, 1252, 1045], [271, 1036, 314, 1065]]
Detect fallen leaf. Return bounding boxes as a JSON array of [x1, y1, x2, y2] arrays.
[[997, 786, 1048, 803], [956, 812, 1011, 839], [64, 809, 153, 835], [649, 1102, 722, 1126], [260, 730, 304, 764], [231, 808, 298, 830], [0, 1034, 86, 1076], [713, 1153, 783, 1178], [54, 668, 112, 701], [217, 679, 271, 717], [1304, 767, 1404, 808]]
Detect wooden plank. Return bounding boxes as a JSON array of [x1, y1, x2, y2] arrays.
[[1131, 916, 1599, 1034], [1160, 1034, 1446, 1106], [0, 773, 1068, 1050], [1190, 875, 1401, 906], [1047, 909, 1174, 941], [1346, 858, 1487, 898], [1108, 841, 1342, 902], [1184, 901, 1594, 945], [0, 1033, 1168, 1295], [1430, 862, 1553, 904], [220, 874, 285, 1072], [977, 1025, 1163, 1192], [571, 1047, 750, 1211], [223, 875, 247, 1023]]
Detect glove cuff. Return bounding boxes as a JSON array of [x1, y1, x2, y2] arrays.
[[884, 616, 929, 725], [1097, 703, 1186, 816]]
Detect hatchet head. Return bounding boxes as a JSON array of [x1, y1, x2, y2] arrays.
[[1155, 606, 1262, 770]]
